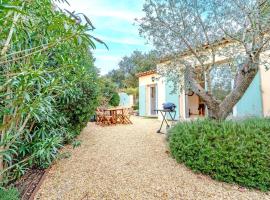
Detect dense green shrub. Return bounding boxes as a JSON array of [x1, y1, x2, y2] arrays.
[[109, 92, 120, 107], [99, 78, 119, 107], [0, 188, 19, 200], [169, 118, 270, 191], [0, 0, 101, 185]]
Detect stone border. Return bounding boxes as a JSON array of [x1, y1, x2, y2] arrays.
[[28, 168, 49, 200]]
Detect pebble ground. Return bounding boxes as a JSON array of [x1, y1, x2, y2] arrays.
[[35, 117, 270, 200]]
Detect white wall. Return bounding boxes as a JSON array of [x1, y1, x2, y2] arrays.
[[157, 77, 166, 120], [260, 51, 270, 117], [139, 73, 165, 117]]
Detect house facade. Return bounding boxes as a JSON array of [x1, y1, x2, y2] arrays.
[[138, 62, 270, 120]]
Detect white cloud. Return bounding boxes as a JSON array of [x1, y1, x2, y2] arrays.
[[58, 1, 143, 22], [95, 55, 121, 62], [94, 55, 122, 75], [95, 35, 145, 45], [89, 10, 142, 22]]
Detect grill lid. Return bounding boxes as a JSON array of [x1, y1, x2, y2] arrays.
[[162, 102, 176, 111]]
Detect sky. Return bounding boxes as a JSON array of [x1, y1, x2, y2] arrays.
[[59, 0, 153, 75]]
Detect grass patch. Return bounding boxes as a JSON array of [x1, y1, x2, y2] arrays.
[[0, 187, 20, 200], [169, 118, 270, 191]]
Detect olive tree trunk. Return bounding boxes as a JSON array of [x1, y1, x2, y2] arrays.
[[186, 58, 259, 120]]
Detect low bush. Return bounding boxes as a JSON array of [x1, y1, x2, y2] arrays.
[[109, 92, 120, 107], [169, 118, 270, 191], [0, 188, 19, 200]]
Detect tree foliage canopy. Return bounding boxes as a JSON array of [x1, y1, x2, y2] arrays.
[[107, 50, 158, 88]]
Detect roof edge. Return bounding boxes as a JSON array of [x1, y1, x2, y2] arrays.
[[136, 69, 156, 77]]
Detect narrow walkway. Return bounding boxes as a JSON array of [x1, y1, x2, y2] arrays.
[[35, 117, 269, 200]]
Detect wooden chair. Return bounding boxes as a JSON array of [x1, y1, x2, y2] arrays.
[[116, 109, 124, 124], [123, 108, 132, 124], [96, 108, 105, 125], [96, 108, 113, 126], [103, 110, 113, 126]]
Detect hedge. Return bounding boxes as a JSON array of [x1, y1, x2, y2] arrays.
[[169, 118, 270, 191]]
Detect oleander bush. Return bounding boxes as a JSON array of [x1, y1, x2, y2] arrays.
[[0, 0, 103, 185], [169, 118, 270, 191]]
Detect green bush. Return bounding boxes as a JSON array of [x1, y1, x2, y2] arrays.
[[0, 188, 19, 200], [0, 0, 100, 185], [133, 102, 139, 111], [169, 118, 270, 191], [109, 92, 120, 107]]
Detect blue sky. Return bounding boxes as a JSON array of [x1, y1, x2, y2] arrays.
[[59, 0, 153, 75]]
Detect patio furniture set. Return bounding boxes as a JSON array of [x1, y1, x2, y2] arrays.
[[96, 107, 133, 126]]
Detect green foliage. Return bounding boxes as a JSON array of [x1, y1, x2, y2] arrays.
[[133, 102, 139, 111], [109, 92, 120, 107], [169, 118, 270, 191], [123, 87, 138, 96], [98, 78, 119, 107], [72, 140, 81, 149], [0, 0, 101, 185], [107, 50, 158, 88], [0, 188, 19, 200]]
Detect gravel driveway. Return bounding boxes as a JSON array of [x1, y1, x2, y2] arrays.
[[35, 117, 270, 200]]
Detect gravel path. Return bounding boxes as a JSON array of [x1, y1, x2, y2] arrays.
[[35, 117, 270, 200]]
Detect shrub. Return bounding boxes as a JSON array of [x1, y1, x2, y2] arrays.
[[98, 78, 120, 107], [0, 188, 19, 200], [109, 92, 120, 107], [0, 0, 100, 185], [169, 118, 270, 191]]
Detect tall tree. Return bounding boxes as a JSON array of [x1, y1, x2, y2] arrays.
[[138, 0, 270, 119]]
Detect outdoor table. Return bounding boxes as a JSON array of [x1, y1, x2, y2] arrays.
[[103, 107, 132, 125], [154, 109, 177, 133]]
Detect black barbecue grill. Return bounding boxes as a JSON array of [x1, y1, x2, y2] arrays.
[[154, 102, 177, 134], [163, 102, 176, 111]]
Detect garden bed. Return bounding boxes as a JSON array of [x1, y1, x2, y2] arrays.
[[14, 168, 48, 200], [169, 118, 270, 191]]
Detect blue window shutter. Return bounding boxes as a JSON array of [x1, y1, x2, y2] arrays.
[[139, 85, 146, 116]]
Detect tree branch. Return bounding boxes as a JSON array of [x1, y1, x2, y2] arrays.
[[1, 13, 20, 56]]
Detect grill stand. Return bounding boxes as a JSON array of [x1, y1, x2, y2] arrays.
[[155, 109, 177, 134]]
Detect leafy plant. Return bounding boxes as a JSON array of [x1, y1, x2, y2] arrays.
[[109, 92, 120, 107], [98, 78, 119, 107], [0, 0, 103, 185], [72, 140, 81, 149], [169, 118, 270, 191], [0, 187, 19, 200]]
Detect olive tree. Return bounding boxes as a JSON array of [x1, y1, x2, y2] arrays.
[[138, 0, 270, 119]]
